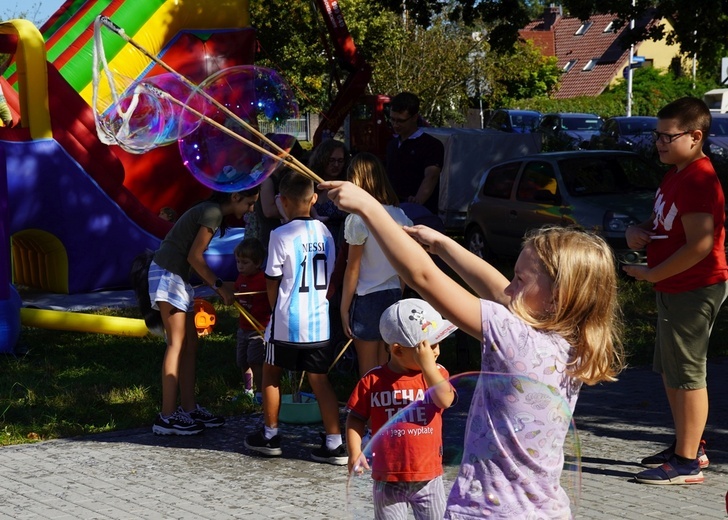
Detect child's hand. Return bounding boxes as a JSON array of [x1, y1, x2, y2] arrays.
[[622, 264, 653, 282], [348, 451, 370, 475], [404, 225, 447, 256], [318, 181, 375, 214], [625, 226, 655, 250], [412, 339, 438, 371]]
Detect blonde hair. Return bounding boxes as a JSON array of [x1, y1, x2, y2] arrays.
[[510, 226, 625, 385], [347, 152, 399, 206]]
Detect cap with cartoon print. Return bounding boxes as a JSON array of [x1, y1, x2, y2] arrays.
[[379, 298, 457, 348]]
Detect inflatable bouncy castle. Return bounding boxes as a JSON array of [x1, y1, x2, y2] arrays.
[[0, 0, 255, 296], [0, 0, 261, 351]]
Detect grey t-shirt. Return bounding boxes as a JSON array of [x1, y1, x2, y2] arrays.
[[153, 202, 223, 279]]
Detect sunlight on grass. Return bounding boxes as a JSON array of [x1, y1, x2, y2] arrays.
[[2, 281, 727, 447], [105, 385, 150, 404]]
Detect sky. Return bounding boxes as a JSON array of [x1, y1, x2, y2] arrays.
[[4, 0, 67, 27]]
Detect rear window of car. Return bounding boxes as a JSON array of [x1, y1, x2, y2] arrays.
[[482, 162, 520, 199], [617, 118, 656, 135], [563, 116, 602, 131], [559, 155, 660, 196]]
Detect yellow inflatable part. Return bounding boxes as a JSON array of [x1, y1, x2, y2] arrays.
[[0, 19, 51, 139], [20, 307, 150, 337]]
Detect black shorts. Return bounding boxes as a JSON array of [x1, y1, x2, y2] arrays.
[[264, 340, 333, 374]]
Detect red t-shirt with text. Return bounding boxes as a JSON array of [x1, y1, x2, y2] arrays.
[[647, 157, 728, 292], [347, 363, 449, 482]]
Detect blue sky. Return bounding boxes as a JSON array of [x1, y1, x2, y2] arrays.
[[4, 0, 67, 27]]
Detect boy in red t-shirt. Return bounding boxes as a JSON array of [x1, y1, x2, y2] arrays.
[[624, 97, 728, 485], [233, 238, 271, 400], [346, 299, 457, 518]]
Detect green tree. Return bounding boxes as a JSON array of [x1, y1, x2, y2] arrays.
[[483, 39, 561, 108], [368, 18, 481, 125]]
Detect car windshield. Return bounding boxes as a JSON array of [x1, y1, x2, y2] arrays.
[[617, 118, 656, 136], [562, 116, 602, 131], [559, 155, 661, 197], [511, 114, 540, 129], [709, 117, 728, 136]]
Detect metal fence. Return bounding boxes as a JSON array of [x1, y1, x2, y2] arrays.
[[257, 116, 309, 142]]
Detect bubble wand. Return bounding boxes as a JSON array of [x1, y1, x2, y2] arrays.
[[94, 15, 322, 183]]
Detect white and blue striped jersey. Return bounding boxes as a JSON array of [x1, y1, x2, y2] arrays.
[[264, 217, 335, 347]]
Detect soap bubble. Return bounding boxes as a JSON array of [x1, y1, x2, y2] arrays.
[[178, 65, 300, 192], [345, 372, 581, 518], [94, 73, 205, 153]]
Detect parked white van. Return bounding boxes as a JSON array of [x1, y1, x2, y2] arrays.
[[704, 88, 728, 113]]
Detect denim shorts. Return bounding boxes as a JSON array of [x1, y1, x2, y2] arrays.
[[148, 261, 195, 313], [349, 289, 402, 342]]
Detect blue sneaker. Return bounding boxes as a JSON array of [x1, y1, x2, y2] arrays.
[[635, 456, 704, 485], [641, 439, 709, 469]]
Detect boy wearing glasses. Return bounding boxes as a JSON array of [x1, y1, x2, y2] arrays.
[[385, 92, 444, 215], [624, 97, 728, 485]]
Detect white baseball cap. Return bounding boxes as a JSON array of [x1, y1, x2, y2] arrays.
[[379, 298, 457, 348]]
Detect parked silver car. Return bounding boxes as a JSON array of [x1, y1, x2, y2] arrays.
[[463, 151, 663, 264]]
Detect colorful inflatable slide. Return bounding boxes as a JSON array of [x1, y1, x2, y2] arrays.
[[0, 0, 254, 296], [0, 0, 259, 349]]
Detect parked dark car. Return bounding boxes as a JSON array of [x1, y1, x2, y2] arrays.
[[463, 151, 663, 265], [486, 109, 542, 134], [589, 116, 657, 158], [539, 112, 603, 150], [705, 113, 728, 162]]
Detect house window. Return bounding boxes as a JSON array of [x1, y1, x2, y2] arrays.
[[603, 21, 615, 33], [575, 21, 593, 36], [563, 60, 577, 72], [582, 59, 598, 71]]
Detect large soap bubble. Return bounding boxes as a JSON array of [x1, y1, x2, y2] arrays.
[[178, 65, 300, 192], [345, 372, 581, 518], [94, 73, 205, 154]]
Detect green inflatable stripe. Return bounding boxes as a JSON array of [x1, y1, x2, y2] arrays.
[[41, 0, 94, 41], [2, 0, 110, 82], [57, 0, 166, 93], [46, 0, 116, 64]]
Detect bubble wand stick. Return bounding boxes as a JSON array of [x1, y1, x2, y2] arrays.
[[95, 15, 322, 183]]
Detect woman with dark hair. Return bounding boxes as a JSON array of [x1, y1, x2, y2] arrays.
[[309, 139, 349, 244], [148, 187, 259, 436]]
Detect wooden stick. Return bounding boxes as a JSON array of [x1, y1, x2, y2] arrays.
[[98, 16, 321, 183], [232, 301, 265, 334], [328, 339, 353, 373], [233, 290, 267, 296], [154, 89, 311, 178]]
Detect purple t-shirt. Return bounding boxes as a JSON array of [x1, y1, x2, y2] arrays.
[[445, 301, 581, 520]]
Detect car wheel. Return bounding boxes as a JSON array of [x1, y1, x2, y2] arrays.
[[465, 225, 493, 261]]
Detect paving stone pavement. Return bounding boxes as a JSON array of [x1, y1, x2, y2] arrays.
[[0, 361, 726, 519]]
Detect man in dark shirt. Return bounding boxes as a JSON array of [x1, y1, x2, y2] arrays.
[[385, 92, 444, 215]]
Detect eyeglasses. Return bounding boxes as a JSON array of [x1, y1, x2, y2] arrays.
[[651, 130, 692, 143], [328, 158, 346, 165], [388, 114, 415, 125]]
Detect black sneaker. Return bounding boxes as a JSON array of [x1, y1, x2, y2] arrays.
[[311, 435, 347, 465], [641, 440, 710, 469], [184, 405, 225, 428], [152, 410, 204, 436], [244, 430, 282, 456]]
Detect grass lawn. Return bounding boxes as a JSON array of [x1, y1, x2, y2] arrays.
[[2, 263, 728, 447]]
